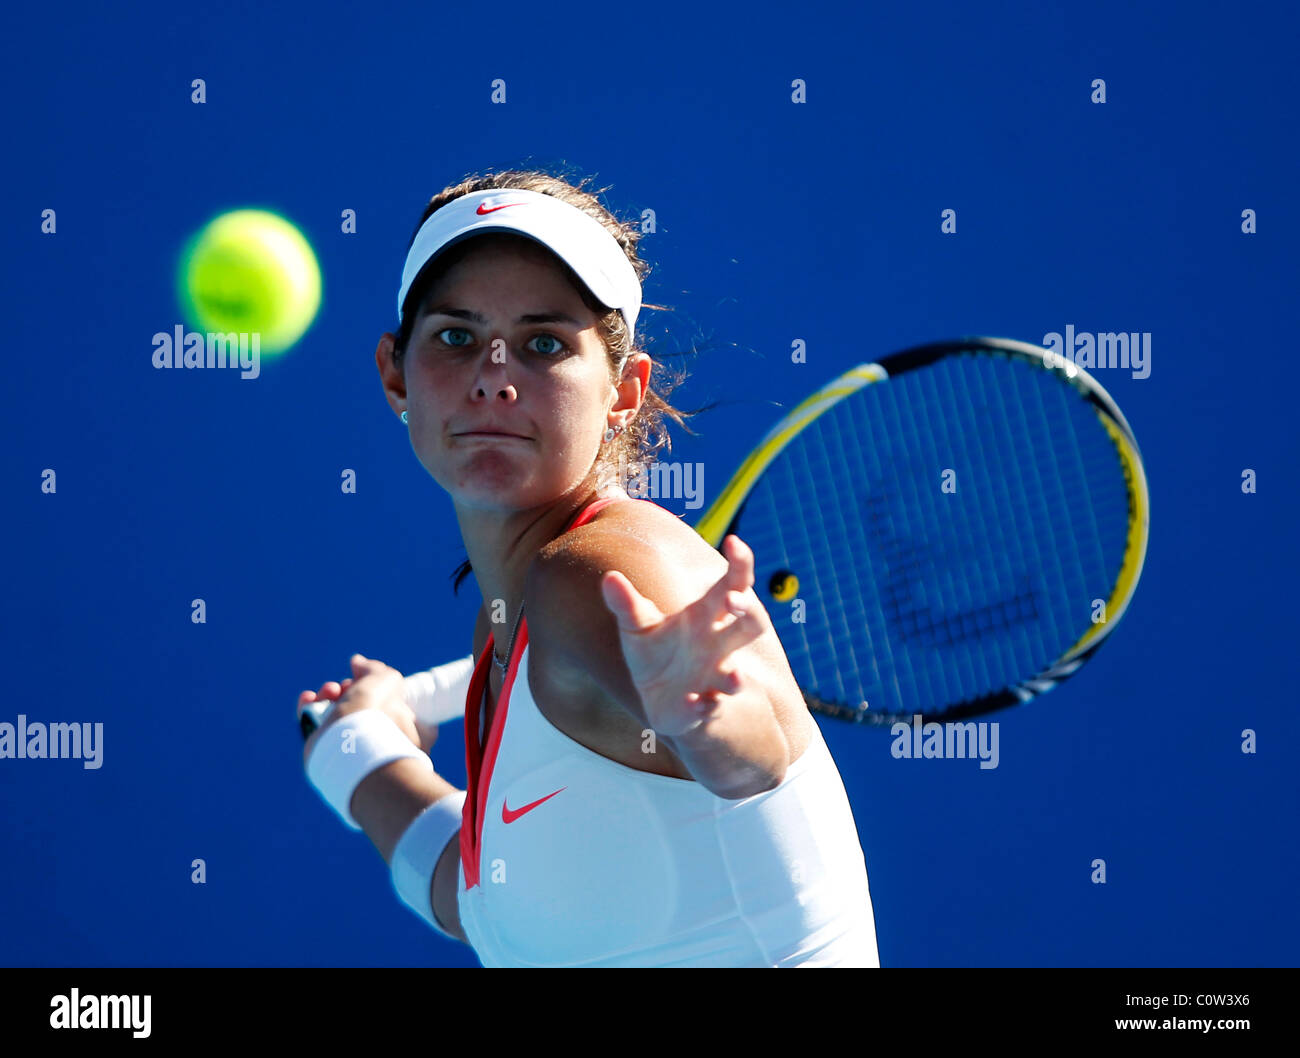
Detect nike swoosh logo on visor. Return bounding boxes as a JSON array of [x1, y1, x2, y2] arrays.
[[502, 787, 566, 823], [477, 202, 522, 214]]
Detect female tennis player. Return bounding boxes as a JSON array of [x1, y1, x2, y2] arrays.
[[297, 169, 881, 967]]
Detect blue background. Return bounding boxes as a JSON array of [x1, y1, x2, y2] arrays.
[[2, 0, 1295, 968]]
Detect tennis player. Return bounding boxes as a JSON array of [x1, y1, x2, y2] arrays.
[[298, 169, 881, 967]]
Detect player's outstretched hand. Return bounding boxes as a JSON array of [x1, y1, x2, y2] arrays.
[[599, 534, 769, 738]]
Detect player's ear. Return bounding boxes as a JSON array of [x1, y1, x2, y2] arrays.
[[611, 352, 650, 413], [376, 332, 407, 414]]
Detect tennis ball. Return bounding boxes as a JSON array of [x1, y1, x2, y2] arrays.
[[178, 209, 321, 354]]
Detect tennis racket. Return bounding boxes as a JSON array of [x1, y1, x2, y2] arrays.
[[690, 336, 1149, 725]]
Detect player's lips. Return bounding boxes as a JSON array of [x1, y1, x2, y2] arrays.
[[452, 429, 531, 439]]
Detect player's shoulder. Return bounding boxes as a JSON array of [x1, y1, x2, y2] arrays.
[[523, 497, 722, 666], [521, 496, 719, 720], [533, 495, 724, 595], [472, 498, 714, 658]]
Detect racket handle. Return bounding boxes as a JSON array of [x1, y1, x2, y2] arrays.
[[298, 655, 476, 740]]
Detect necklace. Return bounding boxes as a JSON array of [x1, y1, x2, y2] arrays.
[[493, 603, 524, 676]]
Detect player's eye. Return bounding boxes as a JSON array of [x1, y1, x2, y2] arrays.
[[429, 327, 568, 358], [528, 333, 568, 357], [435, 327, 474, 348]]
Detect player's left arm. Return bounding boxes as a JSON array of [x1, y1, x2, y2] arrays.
[[525, 523, 795, 800]]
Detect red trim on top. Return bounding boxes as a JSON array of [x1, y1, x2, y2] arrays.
[[460, 494, 624, 890], [459, 642, 494, 890], [467, 619, 527, 888], [569, 495, 623, 528]]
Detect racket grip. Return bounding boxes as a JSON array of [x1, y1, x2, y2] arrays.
[[404, 654, 476, 727], [299, 655, 476, 740]]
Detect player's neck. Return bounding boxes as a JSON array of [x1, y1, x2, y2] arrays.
[[453, 483, 616, 635]]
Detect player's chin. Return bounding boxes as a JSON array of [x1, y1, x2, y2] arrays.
[[441, 463, 566, 509], [427, 447, 528, 489]]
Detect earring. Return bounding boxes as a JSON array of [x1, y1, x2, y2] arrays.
[[401, 411, 409, 425], [603, 424, 624, 443]]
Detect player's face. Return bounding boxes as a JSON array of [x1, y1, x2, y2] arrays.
[[402, 235, 616, 511]]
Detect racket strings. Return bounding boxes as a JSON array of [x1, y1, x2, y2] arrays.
[[739, 353, 1134, 720], [785, 414, 874, 711], [974, 356, 1072, 685]]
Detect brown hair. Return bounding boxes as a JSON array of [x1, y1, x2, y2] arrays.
[[390, 166, 708, 594]]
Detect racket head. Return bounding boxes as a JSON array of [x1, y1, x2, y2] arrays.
[[694, 337, 1149, 725]]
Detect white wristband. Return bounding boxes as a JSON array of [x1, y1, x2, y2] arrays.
[[306, 709, 431, 830], [391, 791, 468, 938], [404, 655, 476, 727]]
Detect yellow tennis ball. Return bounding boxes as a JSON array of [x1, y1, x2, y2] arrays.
[[178, 209, 321, 354]]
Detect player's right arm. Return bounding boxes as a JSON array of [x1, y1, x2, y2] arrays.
[[418, 604, 489, 944], [349, 759, 469, 945], [414, 603, 489, 944], [357, 605, 488, 945], [430, 827, 467, 945], [307, 639, 480, 945], [303, 612, 487, 944]]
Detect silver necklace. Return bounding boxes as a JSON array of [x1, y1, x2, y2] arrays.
[[493, 604, 524, 676]]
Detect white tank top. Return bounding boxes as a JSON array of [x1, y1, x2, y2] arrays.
[[455, 499, 881, 967]]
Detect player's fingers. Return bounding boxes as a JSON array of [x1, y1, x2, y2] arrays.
[[700, 538, 754, 619], [703, 575, 757, 629], [601, 570, 665, 632], [706, 665, 744, 697], [300, 671, 356, 704], [712, 598, 764, 658], [722, 535, 755, 590], [685, 688, 725, 718]]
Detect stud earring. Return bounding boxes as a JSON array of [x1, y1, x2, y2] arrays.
[[401, 411, 408, 425]]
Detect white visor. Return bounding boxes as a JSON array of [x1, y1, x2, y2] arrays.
[[397, 189, 642, 336]]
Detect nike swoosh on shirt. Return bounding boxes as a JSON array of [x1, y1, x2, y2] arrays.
[[502, 787, 566, 823]]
